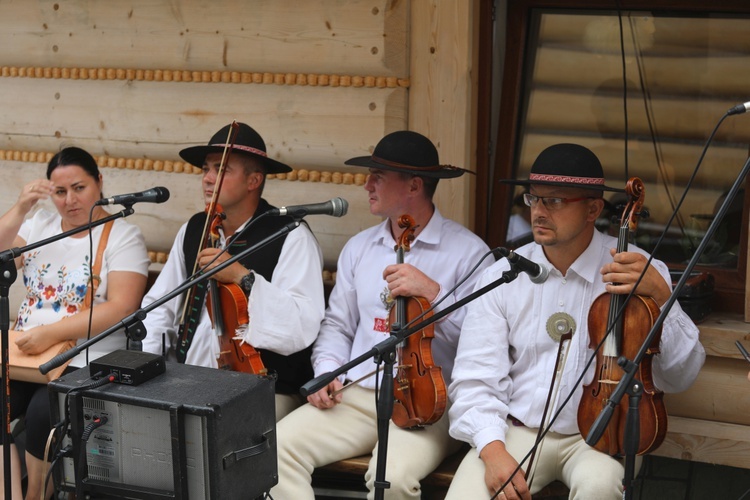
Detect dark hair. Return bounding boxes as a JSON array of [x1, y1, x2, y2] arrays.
[[239, 153, 267, 194], [398, 172, 439, 200], [46, 146, 101, 181], [421, 175, 439, 199]]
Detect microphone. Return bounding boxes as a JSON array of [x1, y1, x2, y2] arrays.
[[95, 187, 170, 206], [269, 197, 349, 218], [498, 247, 549, 284], [727, 101, 750, 116]]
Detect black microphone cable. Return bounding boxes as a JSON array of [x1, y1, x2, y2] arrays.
[[84, 204, 97, 365], [400, 246, 503, 331], [44, 371, 116, 498]]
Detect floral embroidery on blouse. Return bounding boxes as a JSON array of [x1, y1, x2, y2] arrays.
[[16, 251, 91, 329]]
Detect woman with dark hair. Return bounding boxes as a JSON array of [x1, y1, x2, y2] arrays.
[[0, 146, 150, 499]]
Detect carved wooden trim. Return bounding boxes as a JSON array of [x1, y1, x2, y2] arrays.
[[0, 149, 368, 185], [0, 66, 409, 88]]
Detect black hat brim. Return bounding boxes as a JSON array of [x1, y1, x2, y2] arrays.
[[180, 145, 293, 174], [499, 178, 624, 192], [345, 155, 468, 179]]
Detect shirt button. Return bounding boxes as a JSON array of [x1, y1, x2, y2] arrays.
[[558, 301, 564, 307], [562, 278, 567, 284]]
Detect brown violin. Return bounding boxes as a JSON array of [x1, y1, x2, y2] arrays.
[[179, 121, 266, 375], [577, 177, 666, 457], [205, 208, 267, 375], [389, 215, 447, 429]]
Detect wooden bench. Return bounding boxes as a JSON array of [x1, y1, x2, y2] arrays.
[[312, 445, 570, 499]]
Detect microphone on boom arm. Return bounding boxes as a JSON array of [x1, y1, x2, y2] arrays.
[[268, 198, 349, 218], [95, 187, 170, 206], [496, 247, 549, 284]]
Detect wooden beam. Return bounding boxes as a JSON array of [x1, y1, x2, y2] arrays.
[[526, 88, 750, 145], [410, 0, 477, 229], [0, 77, 407, 169], [665, 355, 750, 427], [534, 45, 750, 97], [654, 416, 750, 468], [0, 0, 408, 76]]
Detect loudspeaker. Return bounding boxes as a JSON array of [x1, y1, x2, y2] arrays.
[[49, 362, 276, 499]]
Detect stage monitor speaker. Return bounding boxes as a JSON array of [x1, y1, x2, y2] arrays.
[[49, 362, 276, 499]]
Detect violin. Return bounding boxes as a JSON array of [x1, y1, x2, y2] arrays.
[[178, 122, 266, 375], [577, 177, 666, 457], [205, 210, 267, 375], [389, 215, 447, 429]]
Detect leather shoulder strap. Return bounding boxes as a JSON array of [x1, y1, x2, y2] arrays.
[[83, 220, 115, 311]]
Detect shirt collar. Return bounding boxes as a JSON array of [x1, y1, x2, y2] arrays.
[[567, 230, 605, 284], [375, 206, 444, 248], [526, 229, 603, 284]]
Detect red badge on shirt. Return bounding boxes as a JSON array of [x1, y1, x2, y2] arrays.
[[373, 317, 389, 333]]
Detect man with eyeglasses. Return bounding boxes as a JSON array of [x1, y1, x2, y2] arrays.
[[445, 143, 705, 499]]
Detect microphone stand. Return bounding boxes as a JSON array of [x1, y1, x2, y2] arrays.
[[40, 220, 301, 376], [585, 154, 750, 499], [301, 267, 523, 500], [0, 207, 133, 500]]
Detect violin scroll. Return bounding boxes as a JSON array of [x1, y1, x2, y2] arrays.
[[395, 214, 417, 253]]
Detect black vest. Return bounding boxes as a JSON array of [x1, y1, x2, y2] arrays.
[[182, 199, 313, 394]]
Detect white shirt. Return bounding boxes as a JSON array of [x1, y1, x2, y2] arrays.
[[313, 208, 492, 388], [17, 210, 150, 367], [141, 216, 325, 367], [448, 230, 706, 455]]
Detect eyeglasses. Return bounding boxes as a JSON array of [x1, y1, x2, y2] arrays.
[[523, 193, 594, 211]]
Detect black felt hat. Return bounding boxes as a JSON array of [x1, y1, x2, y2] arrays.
[[179, 122, 292, 174], [501, 143, 622, 192], [345, 130, 471, 179]]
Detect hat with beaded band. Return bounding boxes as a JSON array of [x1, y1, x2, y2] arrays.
[[501, 143, 623, 192], [180, 122, 292, 175]]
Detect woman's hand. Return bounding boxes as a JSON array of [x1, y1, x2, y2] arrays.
[[13, 326, 59, 355], [0, 179, 55, 253], [17, 179, 54, 214]]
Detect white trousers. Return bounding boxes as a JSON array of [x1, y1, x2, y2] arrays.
[[271, 385, 459, 500], [275, 393, 304, 421], [446, 423, 640, 500]]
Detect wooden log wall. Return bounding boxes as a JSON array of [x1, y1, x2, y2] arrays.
[[0, 0, 479, 310]]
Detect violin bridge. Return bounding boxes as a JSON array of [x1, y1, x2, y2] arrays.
[[599, 379, 619, 385]]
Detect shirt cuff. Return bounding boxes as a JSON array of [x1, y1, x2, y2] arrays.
[[474, 423, 508, 456], [313, 358, 343, 378]]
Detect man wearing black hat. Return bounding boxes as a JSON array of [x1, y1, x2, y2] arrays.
[[446, 144, 705, 499], [141, 122, 325, 420], [271, 131, 492, 499]]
